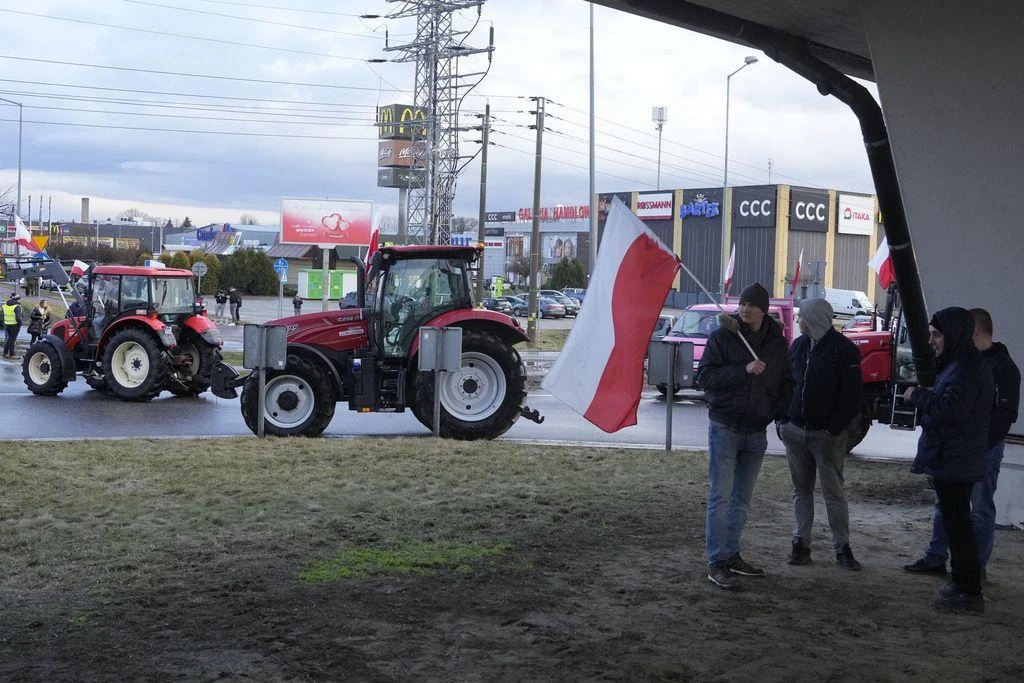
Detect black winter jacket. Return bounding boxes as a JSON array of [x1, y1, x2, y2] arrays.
[[786, 328, 864, 434], [697, 313, 793, 433], [910, 308, 994, 482], [983, 342, 1020, 449]]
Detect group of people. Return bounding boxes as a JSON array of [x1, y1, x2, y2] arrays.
[[697, 282, 1019, 616], [2, 293, 53, 360], [213, 287, 243, 325]]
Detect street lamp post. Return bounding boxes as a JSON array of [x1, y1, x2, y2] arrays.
[[0, 96, 23, 220], [721, 55, 758, 292]]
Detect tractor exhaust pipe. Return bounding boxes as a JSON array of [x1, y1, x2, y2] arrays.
[[347, 256, 366, 308]]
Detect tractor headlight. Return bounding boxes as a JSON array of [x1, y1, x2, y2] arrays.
[[200, 328, 224, 346]]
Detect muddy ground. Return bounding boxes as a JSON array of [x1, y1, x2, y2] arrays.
[[1, 439, 1022, 681]]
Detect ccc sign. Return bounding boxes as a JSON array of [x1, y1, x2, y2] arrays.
[[378, 103, 427, 140], [739, 199, 772, 217], [794, 201, 826, 221]]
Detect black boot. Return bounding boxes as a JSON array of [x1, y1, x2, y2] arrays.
[[836, 543, 862, 571], [788, 537, 812, 565]]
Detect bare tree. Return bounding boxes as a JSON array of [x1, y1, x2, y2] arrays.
[[450, 215, 479, 233], [0, 183, 14, 219], [239, 213, 259, 225]]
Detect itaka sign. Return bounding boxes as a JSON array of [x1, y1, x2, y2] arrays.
[[280, 198, 374, 246]]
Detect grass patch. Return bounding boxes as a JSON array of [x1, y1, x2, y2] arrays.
[[220, 349, 243, 366], [299, 540, 512, 582], [534, 328, 570, 351]]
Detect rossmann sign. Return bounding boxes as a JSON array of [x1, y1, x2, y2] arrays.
[[636, 192, 673, 220]]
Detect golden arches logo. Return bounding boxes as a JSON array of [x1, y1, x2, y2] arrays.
[[377, 104, 426, 140]]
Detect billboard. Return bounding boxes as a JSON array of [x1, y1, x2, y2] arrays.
[[280, 198, 374, 246], [837, 193, 875, 235]]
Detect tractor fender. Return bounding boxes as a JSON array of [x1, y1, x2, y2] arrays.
[[181, 314, 224, 346], [409, 309, 529, 356], [287, 343, 345, 399], [36, 334, 78, 382], [98, 317, 173, 352]]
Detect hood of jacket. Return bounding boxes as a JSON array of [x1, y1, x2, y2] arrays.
[[931, 307, 976, 368]]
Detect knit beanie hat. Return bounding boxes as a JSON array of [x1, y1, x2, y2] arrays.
[[739, 283, 770, 314], [799, 297, 833, 341]]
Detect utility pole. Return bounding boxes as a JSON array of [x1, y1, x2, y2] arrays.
[[475, 103, 490, 304], [767, 156, 774, 185], [527, 96, 545, 348], [652, 106, 667, 190], [588, 4, 597, 281]]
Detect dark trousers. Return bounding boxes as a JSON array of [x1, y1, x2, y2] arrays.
[[934, 478, 982, 595], [4, 324, 20, 356]]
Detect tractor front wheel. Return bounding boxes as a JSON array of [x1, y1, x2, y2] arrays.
[[22, 342, 70, 396], [412, 329, 527, 440], [102, 328, 169, 402], [240, 354, 335, 437], [169, 338, 221, 396]]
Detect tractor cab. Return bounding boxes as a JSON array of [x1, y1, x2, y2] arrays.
[[83, 266, 197, 347], [365, 245, 480, 356]]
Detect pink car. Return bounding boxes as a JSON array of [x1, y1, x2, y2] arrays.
[[657, 297, 796, 396]]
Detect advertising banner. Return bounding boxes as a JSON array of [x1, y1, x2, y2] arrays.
[[837, 193, 874, 235], [377, 167, 426, 189], [679, 188, 723, 222], [485, 211, 516, 223], [377, 103, 427, 141], [636, 192, 673, 220], [377, 140, 417, 168], [543, 233, 578, 262], [281, 197, 374, 246], [731, 185, 776, 227], [789, 187, 829, 232]]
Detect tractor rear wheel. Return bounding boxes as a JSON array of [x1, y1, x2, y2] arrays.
[[22, 342, 69, 396], [102, 327, 169, 402], [169, 338, 221, 396], [412, 329, 527, 440], [240, 354, 335, 437]]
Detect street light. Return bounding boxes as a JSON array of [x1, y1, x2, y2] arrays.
[[721, 55, 758, 293], [0, 96, 22, 220], [652, 106, 667, 190]]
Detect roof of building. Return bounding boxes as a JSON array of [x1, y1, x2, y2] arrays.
[[265, 243, 315, 259]]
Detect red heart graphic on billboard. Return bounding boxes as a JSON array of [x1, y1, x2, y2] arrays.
[[321, 213, 351, 234]]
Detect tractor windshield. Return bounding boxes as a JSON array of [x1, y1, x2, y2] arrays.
[[380, 257, 469, 355], [151, 277, 195, 315]]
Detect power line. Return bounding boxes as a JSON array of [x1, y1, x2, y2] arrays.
[[14, 103, 379, 128], [119, 0, 387, 39], [491, 141, 654, 189], [194, 0, 364, 17], [0, 116, 378, 140], [0, 8, 367, 63]]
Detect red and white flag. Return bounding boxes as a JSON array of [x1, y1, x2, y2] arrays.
[[366, 209, 380, 262], [723, 243, 736, 296], [542, 198, 680, 432], [792, 248, 804, 293], [868, 236, 896, 289], [13, 214, 40, 255], [71, 260, 89, 277]]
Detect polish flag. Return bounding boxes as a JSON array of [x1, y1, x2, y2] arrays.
[[13, 215, 40, 254], [366, 209, 380, 262], [792, 248, 804, 293], [542, 198, 680, 432], [868, 236, 896, 289], [71, 260, 89, 277], [723, 244, 736, 296]]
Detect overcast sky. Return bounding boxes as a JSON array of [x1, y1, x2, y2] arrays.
[[0, 0, 876, 227]]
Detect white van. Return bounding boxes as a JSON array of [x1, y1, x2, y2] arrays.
[[824, 288, 873, 317]]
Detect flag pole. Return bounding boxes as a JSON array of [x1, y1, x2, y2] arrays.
[[679, 261, 759, 361]]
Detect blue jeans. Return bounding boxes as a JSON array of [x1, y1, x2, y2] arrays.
[[925, 442, 1004, 568], [706, 420, 767, 566]]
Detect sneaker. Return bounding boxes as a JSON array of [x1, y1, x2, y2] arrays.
[[904, 557, 947, 575], [725, 553, 766, 577], [788, 537, 813, 566], [836, 543, 862, 571], [707, 564, 740, 591], [932, 584, 984, 614]]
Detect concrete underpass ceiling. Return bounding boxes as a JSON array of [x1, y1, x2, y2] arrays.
[[589, 0, 873, 80]]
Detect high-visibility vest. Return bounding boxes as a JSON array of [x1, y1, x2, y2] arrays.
[[2, 303, 19, 326]]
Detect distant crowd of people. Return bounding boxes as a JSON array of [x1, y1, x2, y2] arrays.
[[697, 282, 1019, 617], [212, 287, 243, 325]]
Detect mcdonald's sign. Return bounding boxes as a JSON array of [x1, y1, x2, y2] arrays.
[[377, 103, 427, 140]]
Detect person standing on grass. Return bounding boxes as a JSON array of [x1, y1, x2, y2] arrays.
[[904, 307, 1019, 581], [779, 298, 864, 570], [903, 307, 993, 614], [697, 282, 794, 591], [3, 293, 24, 359], [293, 294, 303, 316]]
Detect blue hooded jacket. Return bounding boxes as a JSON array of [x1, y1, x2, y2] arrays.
[[910, 307, 994, 482]]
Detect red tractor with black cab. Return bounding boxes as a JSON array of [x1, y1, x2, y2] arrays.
[[211, 245, 539, 440], [17, 260, 224, 401]]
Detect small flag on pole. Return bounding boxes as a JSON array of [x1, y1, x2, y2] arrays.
[[723, 244, 736, 296]]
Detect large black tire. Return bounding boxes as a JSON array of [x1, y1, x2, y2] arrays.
[[85, 373, 109, 393], [411, 329, 527, 440], [168, 338, 222, 397], [21, 342, 70, 396], [102, 327, 170, 402], [240, 354, 335, 437]]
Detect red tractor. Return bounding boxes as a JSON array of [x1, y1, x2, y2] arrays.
[[211, 245, 538, 440], [20, 262, 224, 401]]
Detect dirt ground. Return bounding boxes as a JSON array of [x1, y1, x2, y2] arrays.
[[2, 438, 1023, 681]]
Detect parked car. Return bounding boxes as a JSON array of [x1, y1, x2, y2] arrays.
[[482, 297, 513, 314], [496, 295, 526, 312], [561, 287, 586, 303], [510, 296, 564, 318], [651, 313, 676, 341], [824, 288, 873, 317], [539, 290, 579, 316]]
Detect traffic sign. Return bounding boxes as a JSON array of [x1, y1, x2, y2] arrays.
[[273, 258, 288, 274], [191, 261, 208, 277]]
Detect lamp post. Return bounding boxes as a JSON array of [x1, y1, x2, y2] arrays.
[[721, 55, 758, 292], [652, 106, 667, 190], [0, 96, 23, 220]]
